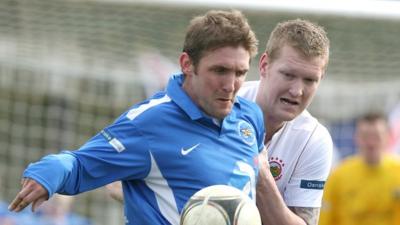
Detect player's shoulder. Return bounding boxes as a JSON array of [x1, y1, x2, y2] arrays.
[[240, 80, 259, 91], [236, 96, 263, 123], [291, 110, 317, 127], [237, 80, 259, 101], [236, 95, 259, 110], [116, 92, 174, 124], [333, 155, 361, 173], [288, 110, 333, 156], [382, 154, 400, 168], [236, 80, 262, 124], [291, 111, 330, 137]]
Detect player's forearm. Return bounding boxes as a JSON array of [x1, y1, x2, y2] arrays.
[[256, 171, 307, 225]]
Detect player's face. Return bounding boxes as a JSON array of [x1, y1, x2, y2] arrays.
[[356, 120, 390, 165], [181, 46, 250, 120], [258, 45, 326, 122]]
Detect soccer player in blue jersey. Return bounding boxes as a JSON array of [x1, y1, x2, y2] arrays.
[[8, 10, 265, 225], [107, 18, 333, 225]]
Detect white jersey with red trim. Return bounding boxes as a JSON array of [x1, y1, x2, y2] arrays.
[[238, 80, 333, 207]]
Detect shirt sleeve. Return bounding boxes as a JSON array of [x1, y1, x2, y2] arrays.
[[23, 113, 151, 198], [254, 103, 265, 153], [283, 124, 333, 207]]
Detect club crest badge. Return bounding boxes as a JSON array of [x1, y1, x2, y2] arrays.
[[237, 120, 256, 146], [269, 157, 285, 181]]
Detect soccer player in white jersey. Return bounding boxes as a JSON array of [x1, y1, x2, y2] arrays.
[[8, 10, 265, 225], [246, 19, 333, 225]]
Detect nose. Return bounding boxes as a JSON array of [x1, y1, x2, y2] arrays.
[[288, 80, 303, 97], [221, 74, 236, 93]]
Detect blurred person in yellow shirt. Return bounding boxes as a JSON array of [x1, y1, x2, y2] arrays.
[[319, 112, 400, 225]]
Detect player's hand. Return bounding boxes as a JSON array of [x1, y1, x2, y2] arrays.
[[8, 178, 49, 212], [257, 147, 275, 190], [258, 147, 270, 175], [105, 181, 124, 203]]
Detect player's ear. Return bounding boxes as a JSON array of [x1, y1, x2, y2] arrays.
[[259, 52, 269, 78], [180, 52, 193, 75]]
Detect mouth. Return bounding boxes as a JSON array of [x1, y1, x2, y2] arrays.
[[216, 97, 234, 107], [217, 97, 233, 102], [280, 97, 299, 106]]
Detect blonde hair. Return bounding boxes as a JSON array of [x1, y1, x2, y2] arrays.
[[183, 10, 258, 67], [266, 19, 330, 69]]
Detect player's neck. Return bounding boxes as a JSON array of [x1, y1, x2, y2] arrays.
[[264, 120, 285, 144]]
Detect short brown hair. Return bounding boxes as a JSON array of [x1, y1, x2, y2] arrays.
[[265, 19, 330, 69], [183, 10, 258, 67], [357, 112, 388, 126]]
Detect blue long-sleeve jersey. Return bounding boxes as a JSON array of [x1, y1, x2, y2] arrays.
[[23, 74, 265, 225]]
